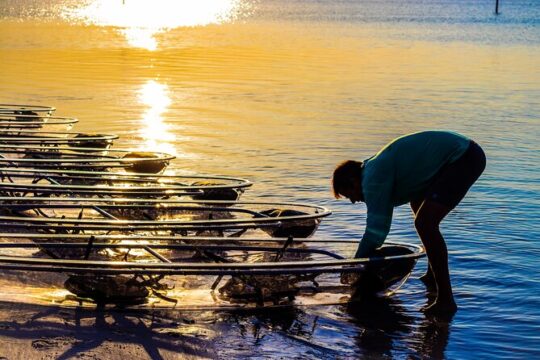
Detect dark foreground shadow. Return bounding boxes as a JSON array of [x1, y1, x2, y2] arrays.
[[0, 302, 214, 360], [413, 315, 453, 360], [214, 295, 453, 358], [0, 296, 453, 359], [345, 296, 416, 357], [345, 296, 452, 359], [219, 306, 348, 358]]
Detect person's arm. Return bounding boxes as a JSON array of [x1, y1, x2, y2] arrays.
[[354, 165, 394, 258], [354, 206, 393, 257]]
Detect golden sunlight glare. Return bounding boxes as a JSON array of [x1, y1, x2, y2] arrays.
[[66, 0, 245, 50], [138, 80, 177, 155]]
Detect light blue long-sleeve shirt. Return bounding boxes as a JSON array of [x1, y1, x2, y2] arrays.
[[355, 131, 470, 257]]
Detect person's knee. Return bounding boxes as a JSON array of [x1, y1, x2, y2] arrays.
[[414, 215, 439, 234], [413, 200, 450, 232]]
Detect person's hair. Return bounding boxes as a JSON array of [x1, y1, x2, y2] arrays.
[[332, 160, 363, 198]]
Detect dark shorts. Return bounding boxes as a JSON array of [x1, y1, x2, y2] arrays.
[[422, 140, 486, 209]]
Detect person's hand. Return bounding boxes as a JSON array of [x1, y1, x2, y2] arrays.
[[354, 239, 378, 258], [340, 271, 361, 285]]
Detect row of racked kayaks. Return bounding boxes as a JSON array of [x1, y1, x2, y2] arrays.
[[0, 115, 78, 132], [0, 103, 424, 307], [0, 167, 251, 199], [0, 103, 56, 115], [0, 144, 175, 173], [0, 196, 330, 238]]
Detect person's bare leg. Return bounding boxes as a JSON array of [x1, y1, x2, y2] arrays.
[[414, 200, 457, 315], [411, 200, 437, 289], [421, 263, 437, 290]]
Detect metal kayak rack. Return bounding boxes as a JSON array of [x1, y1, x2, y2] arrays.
[[0, 103, 56, 115], [0, 115, 78, 132], [0, 145, 175, 173], [0, 167, 252, 200], [0, 196, 331, 238], [0, 233, 424, 276], [0, 130, 118, 148]]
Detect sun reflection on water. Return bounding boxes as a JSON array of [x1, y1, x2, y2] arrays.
[[138, 80, 177, 156], [66, 0, 249, 50]]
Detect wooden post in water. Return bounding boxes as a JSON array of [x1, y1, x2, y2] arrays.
[[495, 0, 500, 15]]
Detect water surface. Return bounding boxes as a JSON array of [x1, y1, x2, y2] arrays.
[[0, 0, 539, 358]]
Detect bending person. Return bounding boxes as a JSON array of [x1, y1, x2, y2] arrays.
[[332, 131, 486, 315]]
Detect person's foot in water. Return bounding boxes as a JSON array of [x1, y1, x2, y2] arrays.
[[420, 267, 437, 290], [422, 297, 457, 316]]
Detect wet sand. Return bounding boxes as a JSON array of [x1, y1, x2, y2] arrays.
[[0, 302, 215, 359]]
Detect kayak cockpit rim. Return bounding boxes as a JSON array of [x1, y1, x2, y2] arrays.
[[0, 104, 56, 114]]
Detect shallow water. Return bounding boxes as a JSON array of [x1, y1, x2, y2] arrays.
[[0, 0, 539, 358]]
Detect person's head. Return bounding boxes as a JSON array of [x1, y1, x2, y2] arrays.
[[332, 160, 364, 203]]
